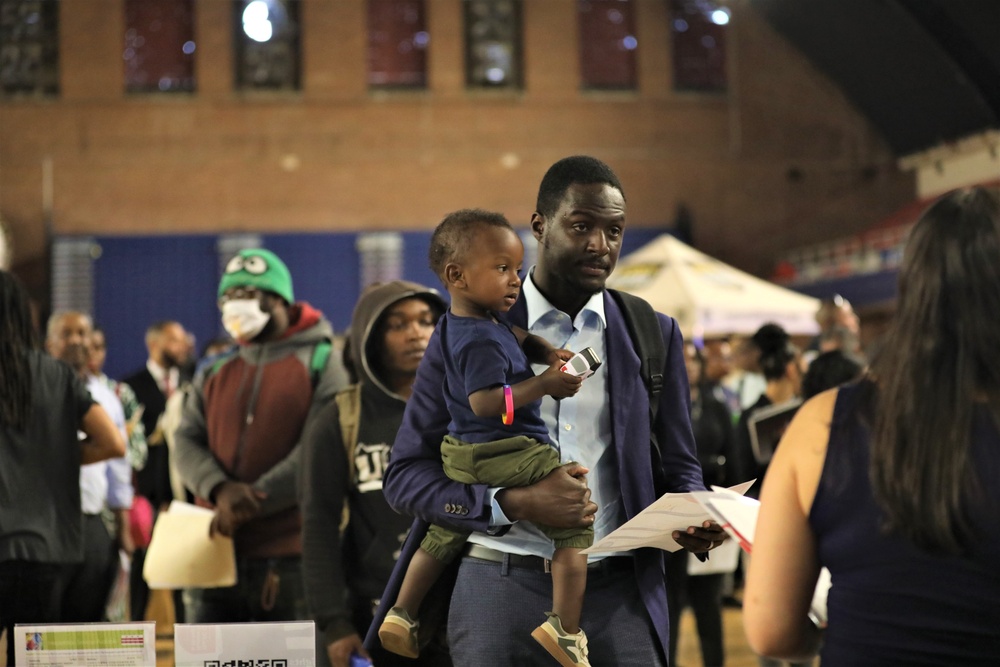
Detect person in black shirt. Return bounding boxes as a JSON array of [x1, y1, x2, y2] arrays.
[[667, 342, 739, 667], [299, 281, 447, 667]]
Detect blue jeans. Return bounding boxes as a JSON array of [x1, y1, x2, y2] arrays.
[[183, 556, 307, 622]]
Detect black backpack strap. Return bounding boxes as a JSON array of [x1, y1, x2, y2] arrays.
[[609, 288, 668, 494], [609, 289, 666, 410]]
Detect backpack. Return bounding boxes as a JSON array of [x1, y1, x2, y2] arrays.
[[334, 383, 362, 531], [334, 383, 362, 486], [608, 289, 669, 496]]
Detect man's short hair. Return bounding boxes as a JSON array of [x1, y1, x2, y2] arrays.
[[46, 310, 92, 341], [428, 208, 513, 281], [535, 155, 625, 218], [145, 320, 179, 347]]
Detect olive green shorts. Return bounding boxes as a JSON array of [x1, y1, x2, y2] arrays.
[[420, 434, 595, 562]]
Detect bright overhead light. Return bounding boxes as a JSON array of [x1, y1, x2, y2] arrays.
[[711, 8, 730, 26], [243, 0, 273, 42]]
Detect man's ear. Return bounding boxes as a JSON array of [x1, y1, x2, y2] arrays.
[[530, 212, 545, 242], [444, 262, 464, 288]]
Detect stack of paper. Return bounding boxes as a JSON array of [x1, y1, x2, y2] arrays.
[[581, 480, 755, 554], [693, 486, 831, 628], [582, 483, 831, 627], [690, 487, 760, 554]]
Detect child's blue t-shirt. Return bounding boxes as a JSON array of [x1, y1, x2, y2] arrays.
[[439, 311, 552, 445]]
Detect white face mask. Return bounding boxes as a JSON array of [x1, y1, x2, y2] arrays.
[[221, 299, 271, 342]]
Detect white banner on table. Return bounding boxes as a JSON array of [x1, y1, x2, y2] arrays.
[[174, 621, 315, 667], [13, 622, 155, 666]]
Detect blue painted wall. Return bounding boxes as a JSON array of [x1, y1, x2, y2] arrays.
[[88, 227, 668, 380]]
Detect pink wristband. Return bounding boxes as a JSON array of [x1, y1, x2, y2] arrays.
[[501, 384, 514, 425]]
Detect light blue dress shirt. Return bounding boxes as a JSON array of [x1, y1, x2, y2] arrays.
[[80, 376, 134, 514], [468, 271, 626, 560]]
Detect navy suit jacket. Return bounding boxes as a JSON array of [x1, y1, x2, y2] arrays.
[[125, 366, 174, 509], [371, 291, 705, 656]]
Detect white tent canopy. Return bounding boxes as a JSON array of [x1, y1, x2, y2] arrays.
[[608, 234, 821, 338]]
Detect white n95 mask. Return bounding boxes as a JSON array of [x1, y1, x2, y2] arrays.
[[221, 299, 270, 342]]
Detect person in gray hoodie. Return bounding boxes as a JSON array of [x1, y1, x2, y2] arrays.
[[299, 280, 449, 667]]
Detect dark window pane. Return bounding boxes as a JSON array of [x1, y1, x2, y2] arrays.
[[464, 0, 521, 89], [578, 0, 636, 90], [124, 0, 195, 93], [368, 0, 427, 88], [670, 0, 727, 92], [0, 0, 58, 96], [234, 0, 300, 91]]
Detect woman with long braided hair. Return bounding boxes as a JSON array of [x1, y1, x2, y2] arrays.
[[0, 270, 125, 665]]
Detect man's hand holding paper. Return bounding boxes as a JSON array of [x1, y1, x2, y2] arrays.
[[581, 480, 755, 554]]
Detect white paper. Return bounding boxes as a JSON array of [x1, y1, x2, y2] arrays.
[[690, 487, 832, 627], [174, 621, 316, 667], [580, 480, 755, 554], [13, 622, 156, 666], [690, 487, 761, 554]]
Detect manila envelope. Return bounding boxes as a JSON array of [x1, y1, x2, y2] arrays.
[[143, 502, 236, 589]]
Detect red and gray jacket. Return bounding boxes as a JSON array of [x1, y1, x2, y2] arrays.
[[174, 302, 349, 558]]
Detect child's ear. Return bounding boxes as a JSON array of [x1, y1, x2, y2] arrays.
[[445, 262, 465, 288]]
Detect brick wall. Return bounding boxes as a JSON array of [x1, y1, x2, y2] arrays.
[[0, 0, 914, 291]]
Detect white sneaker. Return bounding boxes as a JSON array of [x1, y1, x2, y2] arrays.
[[531, 612, 592, 667]]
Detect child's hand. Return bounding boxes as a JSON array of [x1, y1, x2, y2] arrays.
[[521, 332, 562, 365], [546, 348, 576, 366], [539, 361, 584, 398]]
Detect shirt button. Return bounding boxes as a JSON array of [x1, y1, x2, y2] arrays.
[[564, 424, 572, 431]]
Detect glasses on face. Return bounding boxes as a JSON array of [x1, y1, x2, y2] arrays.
[[218, 286, 263, 308]]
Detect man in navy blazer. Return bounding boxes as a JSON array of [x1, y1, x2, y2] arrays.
[[375, 156, 726, 666]]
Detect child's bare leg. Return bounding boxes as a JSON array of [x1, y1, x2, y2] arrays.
[[550, 546, 588, 632], [395, 547, 449, 617]]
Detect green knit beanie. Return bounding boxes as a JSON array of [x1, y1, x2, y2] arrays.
[[218, 248, 294, 303]]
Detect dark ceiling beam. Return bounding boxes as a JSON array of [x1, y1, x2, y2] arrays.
[[894, 0, 1000, 118], [748, 0, 999, 155]]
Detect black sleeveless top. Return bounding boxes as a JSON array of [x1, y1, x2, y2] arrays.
[[809, 382, 1000, 665]]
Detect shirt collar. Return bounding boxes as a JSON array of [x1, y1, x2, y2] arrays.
[[522, 267, 606, 329], [146, 359, 178, 393]]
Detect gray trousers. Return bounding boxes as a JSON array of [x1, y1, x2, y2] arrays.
[[446, 555, 667, 666]]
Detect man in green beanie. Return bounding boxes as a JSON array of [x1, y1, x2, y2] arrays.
[[174, 248, 349, 623]]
